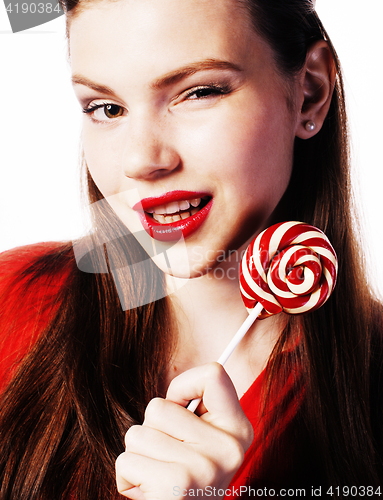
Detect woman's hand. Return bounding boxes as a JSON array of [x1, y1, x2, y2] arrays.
[[115, 362, 254, 500]]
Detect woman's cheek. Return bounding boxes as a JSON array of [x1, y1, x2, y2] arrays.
[[82, 129, 123, 198]]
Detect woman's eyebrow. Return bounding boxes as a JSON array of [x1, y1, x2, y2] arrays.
[[151, 59, 243, 90], [72, 76, 115, 96], [71, 59, 242, 95]]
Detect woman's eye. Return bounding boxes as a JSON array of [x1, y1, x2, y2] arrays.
[[103, 104, 124, 118], [83, 103, 124, 122], [184, 85, 231, 101]]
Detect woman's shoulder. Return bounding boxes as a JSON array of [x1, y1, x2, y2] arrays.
[[0, 241, 75, 306], [0, 241, 76, 392], [0, 240, 72, 272]]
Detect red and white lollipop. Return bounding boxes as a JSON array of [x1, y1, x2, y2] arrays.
[[187, 221, 337, 412], [217, 220, 337, 364], [240, 221, 338, 318]]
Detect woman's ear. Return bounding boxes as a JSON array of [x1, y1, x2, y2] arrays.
[[295, 40, 337, 139]]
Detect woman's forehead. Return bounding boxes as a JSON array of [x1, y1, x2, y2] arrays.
[[68, 0, 252, 48], [68, 0, 265, 86]]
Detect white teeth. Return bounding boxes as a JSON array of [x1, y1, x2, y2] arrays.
[[190, 198, 201, 207], [164, 201, 180, 214], [179, 200, 191, 211], [148, 197, 205, 223], [152, 213, 166, 223], [152, 204, 166, 215], [152, 208, 198, 224], [150, 198, 200, 215], [152, 201, 180, 215]]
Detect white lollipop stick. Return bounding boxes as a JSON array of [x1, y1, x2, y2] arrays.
[[187, 301, 264, 413], [216, 302, 264, 365]]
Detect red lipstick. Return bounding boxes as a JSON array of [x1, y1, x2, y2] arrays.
[[133, 190, 213, 242]]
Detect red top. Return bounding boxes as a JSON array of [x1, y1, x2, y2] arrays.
[[226, 349, 304, 497], [0, 243, 306, 497], [0, 242, 71, 393]]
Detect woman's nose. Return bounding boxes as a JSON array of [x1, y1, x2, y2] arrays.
[[121, 114, 180, 180]]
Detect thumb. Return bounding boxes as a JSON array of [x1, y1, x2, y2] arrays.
[[166, 363, 253, 450]]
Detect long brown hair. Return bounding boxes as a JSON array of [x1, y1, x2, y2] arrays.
[[1, 0, 382, 498]]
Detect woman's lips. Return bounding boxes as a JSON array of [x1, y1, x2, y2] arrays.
[[132, 191, 213, 242]]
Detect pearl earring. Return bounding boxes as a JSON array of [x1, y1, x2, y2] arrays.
[[305, 121, 316, 132]]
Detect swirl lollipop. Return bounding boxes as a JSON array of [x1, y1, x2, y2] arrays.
[[187, 221, 338, 412], [240, 221, 338, 318]]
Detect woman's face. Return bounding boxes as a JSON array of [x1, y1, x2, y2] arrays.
[[70, 0, 300, 278]]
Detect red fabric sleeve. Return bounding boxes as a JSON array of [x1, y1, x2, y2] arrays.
[[0, 242, 72, 393]]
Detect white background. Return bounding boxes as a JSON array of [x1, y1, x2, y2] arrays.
[[0, 1, 382, 295]]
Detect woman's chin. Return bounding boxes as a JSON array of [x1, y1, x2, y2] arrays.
[[151, 255, 210, 280], [152, 253, 239, 283]]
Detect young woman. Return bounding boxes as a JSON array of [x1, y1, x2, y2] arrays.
[[1, 0, 382, 498]]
